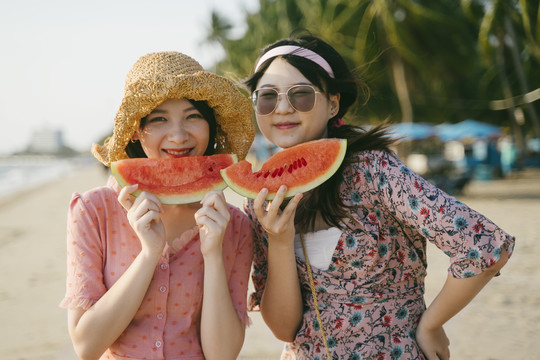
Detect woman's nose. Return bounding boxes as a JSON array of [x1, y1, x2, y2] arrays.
[[274, 93, 294, 114], [168, 121, 189, 143]]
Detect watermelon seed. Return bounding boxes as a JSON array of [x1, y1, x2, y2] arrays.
[[301, 157, 307, 166], [271, 168, 279, 178], [288, 166, 293, 173], [263, 171, 270, 178], [293, 161, 298, 169], [278, 167, 284, 176], [255, 172, 262, 178], [208, 167, 213, 172]]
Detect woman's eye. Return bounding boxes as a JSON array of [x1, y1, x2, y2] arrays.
[[259, 90, 277, 99], [187, 113, 204, 120], [147, 116, 167, 123]]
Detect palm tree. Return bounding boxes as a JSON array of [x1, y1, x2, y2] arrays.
[[206, 0, 539, 136], [472, 0, 540, 158]]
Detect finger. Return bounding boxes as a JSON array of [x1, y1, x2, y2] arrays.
[[132, 192, 164, 213], [131, 198, 163, 221], [270, 193, 302, 231], [202, 189, 226, 203], [196, 206, 228, 228], [282, 193, 302, 218], [253, 188, 269, 219], [195, 214, 222, 236], [195, 213, 213, 228], [118, 184, 138, 210], [201, 191, 229, 215], [265, 185, 287, 215], [133, 209, 161, 232], [438, 348, 450, 360]]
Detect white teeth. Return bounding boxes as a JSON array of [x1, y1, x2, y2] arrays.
[[166, 149, 190, 155]]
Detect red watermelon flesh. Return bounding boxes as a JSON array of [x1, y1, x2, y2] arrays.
[[220, 138, 346, 200], [111, 154, 237, 204]]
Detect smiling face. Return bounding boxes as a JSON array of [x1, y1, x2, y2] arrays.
[[132, 98, 210, 159], [254, 58, 339, 149]]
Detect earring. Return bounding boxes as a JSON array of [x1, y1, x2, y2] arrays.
[[130, 139, 137, 143]]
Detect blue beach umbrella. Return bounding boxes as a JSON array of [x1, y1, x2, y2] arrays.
[[388, 122, 436, 141], [435, 119, 501, 142]]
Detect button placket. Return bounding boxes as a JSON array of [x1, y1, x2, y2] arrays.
[[154, 261, 168, 355]]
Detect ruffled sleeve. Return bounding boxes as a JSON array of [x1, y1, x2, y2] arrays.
[[359, 150, 515, 278], [59, 191, 108, 309]]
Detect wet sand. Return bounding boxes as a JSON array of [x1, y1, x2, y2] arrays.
[[0, 163, 538, 359]]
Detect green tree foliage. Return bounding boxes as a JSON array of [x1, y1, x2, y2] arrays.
[[208, 0, 540, 139]]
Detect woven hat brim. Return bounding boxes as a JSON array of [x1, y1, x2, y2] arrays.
[[92, 72, 254, 166]]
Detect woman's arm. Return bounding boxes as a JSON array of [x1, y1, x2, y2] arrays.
[[196, 191, 245, 359], [416, 248, 510, 360], [68, 185, 165, 360], [252, 186, 304, 342], [68, 249, 162, 360]]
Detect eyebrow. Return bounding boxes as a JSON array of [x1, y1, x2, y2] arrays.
[[148, 105, 198, 115], [258, 81, 312, 89], [148, 109, 167, 115]]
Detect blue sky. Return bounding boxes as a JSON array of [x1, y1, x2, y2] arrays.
[[0, 0, 258, 155]]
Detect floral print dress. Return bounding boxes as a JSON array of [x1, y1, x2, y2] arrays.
[[246, 150, 515, 360]]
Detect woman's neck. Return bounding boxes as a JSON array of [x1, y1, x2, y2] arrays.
[[160, 202, 201, 244]]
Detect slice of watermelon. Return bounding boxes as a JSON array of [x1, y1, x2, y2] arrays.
[[111, 154, 237, 204], [221, 138, 346, 200]]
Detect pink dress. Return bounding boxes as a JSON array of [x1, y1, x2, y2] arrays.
[[246, 150, 514, 360], [60, 177, 253, 360]]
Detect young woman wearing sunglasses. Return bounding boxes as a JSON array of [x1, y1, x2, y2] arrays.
[[243, 32, 515, 360]]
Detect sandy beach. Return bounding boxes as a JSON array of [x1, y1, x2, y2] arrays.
[[0, 162, 538, 360]]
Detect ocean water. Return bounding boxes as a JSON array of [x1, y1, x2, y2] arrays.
[[0, 156, 90, 200]]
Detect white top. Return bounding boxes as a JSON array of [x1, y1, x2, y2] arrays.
[[294, 227, 342, 270]]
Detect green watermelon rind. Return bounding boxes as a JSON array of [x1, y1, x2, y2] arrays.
[[220, 139, 347, 200], [111, 154, 236, 205]]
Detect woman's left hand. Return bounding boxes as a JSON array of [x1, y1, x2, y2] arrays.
[[416, 322, 450, 360], [194, 190, 230, 258]]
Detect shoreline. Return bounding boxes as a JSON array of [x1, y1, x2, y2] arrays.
[[0, 164, 538, 359]]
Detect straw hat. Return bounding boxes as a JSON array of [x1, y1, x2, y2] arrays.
[[92, 51, 254, 166]]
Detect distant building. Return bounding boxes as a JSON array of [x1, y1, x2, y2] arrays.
[[27, 128, 65, 154]]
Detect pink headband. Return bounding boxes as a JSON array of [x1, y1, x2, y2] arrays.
[[254, 45, 335, 78]]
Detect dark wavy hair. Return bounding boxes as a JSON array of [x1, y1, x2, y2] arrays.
[[125, 99, 218, 158], [245, 31, 395, 232]]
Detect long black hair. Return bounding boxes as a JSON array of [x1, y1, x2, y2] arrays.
[[245, 32, 396, 232], [125, 99, 218, 158]]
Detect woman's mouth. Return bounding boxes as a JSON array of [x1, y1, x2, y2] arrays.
[[162, 148, 192, 157], [275, 122, 299, 130]]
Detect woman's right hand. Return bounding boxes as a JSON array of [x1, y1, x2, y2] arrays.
[[253, 185, 302, 244], [118, 184, 166, 255]]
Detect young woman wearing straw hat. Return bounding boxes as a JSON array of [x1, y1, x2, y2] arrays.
[[60, 51, 254, 360]]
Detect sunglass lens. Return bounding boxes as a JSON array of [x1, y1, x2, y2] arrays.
[[254, 89, 278, 115], [288, 86, 316, 112]]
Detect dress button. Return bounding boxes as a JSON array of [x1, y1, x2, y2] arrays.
[[157, 312, 164, 320], [160, 285, 167, 293], [155, 340, 162, 348], [160, 263, 168, 270]]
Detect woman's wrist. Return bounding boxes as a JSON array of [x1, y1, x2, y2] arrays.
[[267, 234, 296, 251], [138, 246, 164, 264]]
